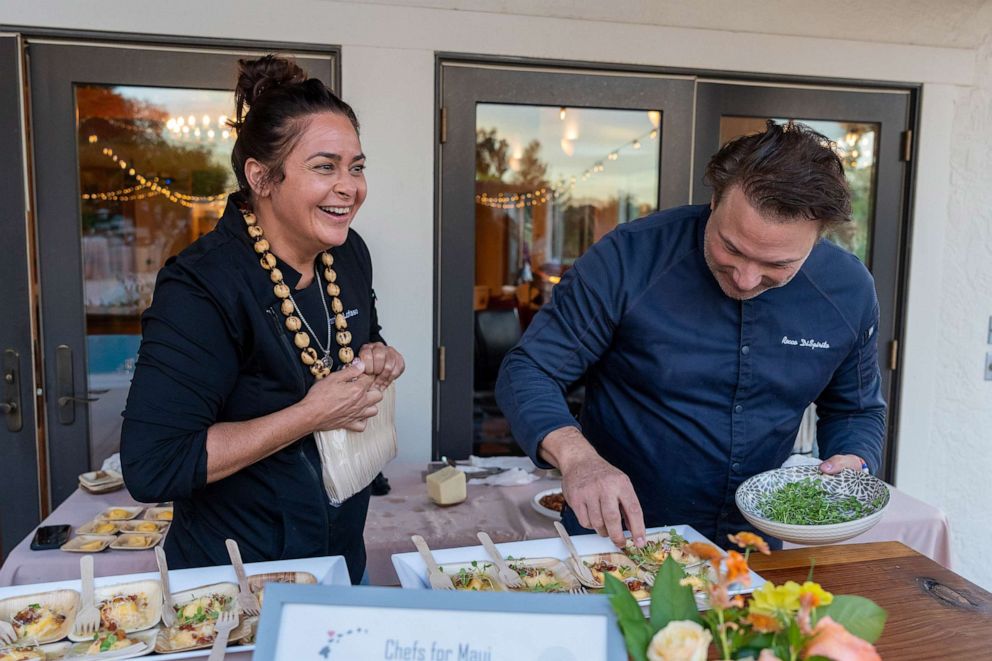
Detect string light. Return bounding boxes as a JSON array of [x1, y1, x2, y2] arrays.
[[477, 113, 663, 210], [90, 144, 229, 208]]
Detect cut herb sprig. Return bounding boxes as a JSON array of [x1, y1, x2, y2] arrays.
[[758, 477, 883, 525]]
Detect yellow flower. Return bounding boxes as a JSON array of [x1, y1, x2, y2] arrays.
[[647, 620, 713, 661], [749, 581, 801, 614], [727, 532, 771, 555], [798, 581, 833, 607]]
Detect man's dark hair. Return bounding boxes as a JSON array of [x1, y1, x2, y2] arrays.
[[704, 120, 852, 229]]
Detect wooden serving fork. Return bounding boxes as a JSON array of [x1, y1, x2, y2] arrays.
[[225, 539, 260, 617], [207, 609, 240, 661], [72, 555, 100, 637], [154, 546, 177, 628], [476, 532, 525, 589], [553, 521, 602, 588], [411, 535, 455, 590]]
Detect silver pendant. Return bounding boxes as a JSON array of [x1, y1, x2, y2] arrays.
[[320, 354, 333, 368]]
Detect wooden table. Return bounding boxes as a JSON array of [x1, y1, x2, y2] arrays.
[[748, 542, 992, 660]]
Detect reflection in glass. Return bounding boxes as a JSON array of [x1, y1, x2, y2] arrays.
[[77, 85, 235, 468], [473, 104, 661, 455], [718, 117, 878, 265]]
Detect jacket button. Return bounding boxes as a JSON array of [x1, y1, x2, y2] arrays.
[[734, 404, 743, 413], [732, 462, 741, 472], [741, 345, 750, 355]]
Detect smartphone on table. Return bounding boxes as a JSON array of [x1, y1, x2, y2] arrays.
[[30, 524, 71, 550]]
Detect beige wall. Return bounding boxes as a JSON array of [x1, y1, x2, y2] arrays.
[[3, 0, 991, 589]]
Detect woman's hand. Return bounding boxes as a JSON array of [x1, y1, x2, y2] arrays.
[[358, 342, 405, 390], [300, 360, 384, 432]]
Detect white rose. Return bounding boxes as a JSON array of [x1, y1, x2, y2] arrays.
[[646, 620, 713, 661]]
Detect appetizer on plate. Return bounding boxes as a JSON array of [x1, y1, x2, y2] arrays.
[[118, 521, 166, 534], [99, 594, 150, 632], [166, 593, 235, 649], [84, 630, 139, 655], [0, 646, 44, 661], [247, 572, 317, 608], [437, 562, 503, 592], [581, 553, 651, 600], [75, 521, 119, 536], [621, 528, 701, 571], [142, 508, 172, 522], [11, 603, 67, 642], [96, 507, 142, 521], [504, 558, 576, 593], [0, 589, 79, 644], [109, 533, 161, 551], [60, 536, 114, 553]]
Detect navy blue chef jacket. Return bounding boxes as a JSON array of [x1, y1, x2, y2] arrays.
[[495, 204, 886, 547], [121, 193, 382, 582]]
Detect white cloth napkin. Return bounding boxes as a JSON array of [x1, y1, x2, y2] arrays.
[[467, 455, 538, 472], [468, 467, 540, 486]]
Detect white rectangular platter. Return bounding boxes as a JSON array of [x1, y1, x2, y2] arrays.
[[392, 525, 765, 607], [0, 555, 348, 660]]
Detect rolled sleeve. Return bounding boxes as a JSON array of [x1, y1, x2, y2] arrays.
[[815, 296, 887, 474], [121, 269, 240, 502]]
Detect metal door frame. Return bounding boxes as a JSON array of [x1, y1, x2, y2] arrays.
[[0, 33, 42, 559], [434, 54, 919, 484], [690, 80, 915, 482], [5, 27, 340, 509], [436, 58, 696, 459]]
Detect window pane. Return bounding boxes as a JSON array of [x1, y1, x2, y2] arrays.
[[473, 104, 661, 455], [718, 116, 878, 266], [77, 84, 234, 469]]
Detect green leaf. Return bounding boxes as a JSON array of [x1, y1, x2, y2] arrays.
[[649, 555, 703, 632], [815, 595, 887, 643], [605, 573, 652, 661]]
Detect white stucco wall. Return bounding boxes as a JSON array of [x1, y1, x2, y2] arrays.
[[2, 0, 991, 589]]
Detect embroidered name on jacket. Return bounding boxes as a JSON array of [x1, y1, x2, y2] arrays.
[[344, 309, 359, 320], [781, 336, 831, 350]]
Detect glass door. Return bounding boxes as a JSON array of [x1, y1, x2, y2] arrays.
[[28, 41, 337, 506], [437, 63, 694, 459], [691, 81, 913, 480], [0, 34, 41, 559]]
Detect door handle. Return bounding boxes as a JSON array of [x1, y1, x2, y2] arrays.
[[57, 395, 99, 406], [55, 344, 80, 425], [3, 349, 23, 432]]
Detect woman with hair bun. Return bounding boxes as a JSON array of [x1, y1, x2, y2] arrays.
[[120, 54, 403, 582]]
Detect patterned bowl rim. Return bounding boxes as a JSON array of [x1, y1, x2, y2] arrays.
[[735, 465, 891, 529]]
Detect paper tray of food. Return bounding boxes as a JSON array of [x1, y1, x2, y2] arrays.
[[392, 525, 765, 610], [0, 555, 348, 660]]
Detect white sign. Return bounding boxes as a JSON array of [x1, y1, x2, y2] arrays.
[[271, 603, 608, 661]]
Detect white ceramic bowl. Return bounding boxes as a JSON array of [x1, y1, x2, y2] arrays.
[[735, 465, 890, 545], [530, 488, 564, 521]]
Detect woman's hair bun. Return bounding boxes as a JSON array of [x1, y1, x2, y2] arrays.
[[233, 55, 307, 128]]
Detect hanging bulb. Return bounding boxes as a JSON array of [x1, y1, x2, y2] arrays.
[[559, 107, 567, 121]]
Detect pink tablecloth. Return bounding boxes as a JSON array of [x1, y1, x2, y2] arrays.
[[364, 464, 954, 583], [0, 463, 952, 588]]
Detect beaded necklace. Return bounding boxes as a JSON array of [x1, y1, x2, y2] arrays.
[[241, 208, 354, 379]]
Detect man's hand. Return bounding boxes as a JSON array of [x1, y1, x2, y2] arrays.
[[819, 454, 866, 474], [357, 342, 405, 390], [541, 427, 646, 548]]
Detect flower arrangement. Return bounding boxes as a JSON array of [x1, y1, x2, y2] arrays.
[[605, 532, 886, 661]]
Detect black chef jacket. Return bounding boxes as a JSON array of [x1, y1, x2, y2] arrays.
[[121, 193, 384, 583]]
